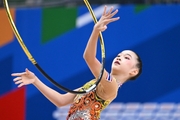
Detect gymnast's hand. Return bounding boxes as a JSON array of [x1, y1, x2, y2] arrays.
[[94, 6, 120, 32], [12, 68, 37, 87]]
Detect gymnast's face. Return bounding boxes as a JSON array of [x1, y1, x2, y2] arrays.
[[111, 50, 139, 77]]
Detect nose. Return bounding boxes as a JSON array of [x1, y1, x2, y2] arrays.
[[117, 57, 121, 61]]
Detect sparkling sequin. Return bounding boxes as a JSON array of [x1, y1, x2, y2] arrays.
[[67, 80, 111, 120]]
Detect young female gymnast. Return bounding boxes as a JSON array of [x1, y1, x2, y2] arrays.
[[12, 6, 142, 120]]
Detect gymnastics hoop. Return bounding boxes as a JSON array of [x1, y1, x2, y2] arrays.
[[3, 0, 105, 94]]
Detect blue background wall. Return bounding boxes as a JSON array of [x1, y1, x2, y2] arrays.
[[0, 4, 180, 119]]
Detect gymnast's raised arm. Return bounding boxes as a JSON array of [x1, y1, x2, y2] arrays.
[[83, 6, 120, 100], [83, 6, 119, 80]]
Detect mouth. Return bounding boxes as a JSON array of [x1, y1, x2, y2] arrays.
[[114, 61, 120, 65]]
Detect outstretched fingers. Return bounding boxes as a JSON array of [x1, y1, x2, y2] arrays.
[[108, 9, 119, 18], [102, 6, 120, 25], [11, 72, 26, 77], [13, 77, 21, 82], [18, 83, 24, 88], [110, 17, 120, 22], [104, 17, 120, 25], [13, 76, 24, 87], [103, 5, 107, 16], [106, 6, 114, 16], [15, 80, 23, 85], [11, 69, 32, 88]]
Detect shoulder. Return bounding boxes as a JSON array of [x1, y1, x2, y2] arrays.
[[96, 72, 119, 101]]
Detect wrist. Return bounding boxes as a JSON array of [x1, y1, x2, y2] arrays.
[[32, 76, 39, 85], [93, 26, 100, 34]]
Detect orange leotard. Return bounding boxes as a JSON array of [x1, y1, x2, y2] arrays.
[[67, 80, 111, 120]]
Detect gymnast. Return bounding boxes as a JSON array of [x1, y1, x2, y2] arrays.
[[12, 6, 142, 120]]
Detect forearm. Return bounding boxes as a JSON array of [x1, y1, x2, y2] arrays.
[[33, 78, 71, 107], [83, 28, 100, 59]]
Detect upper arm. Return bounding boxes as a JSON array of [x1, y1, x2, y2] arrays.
[[57, 88, 81, 107], [58, 93, 76, 107], [84, 57, 107, 79], [84, 57, 118, 99]]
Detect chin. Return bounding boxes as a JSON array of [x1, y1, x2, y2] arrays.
[[112, 67, 121, 73]]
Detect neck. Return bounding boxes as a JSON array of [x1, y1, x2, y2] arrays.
[[110, 73, 128, 85]]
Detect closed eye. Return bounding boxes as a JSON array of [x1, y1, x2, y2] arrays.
[[125, 57, 130, 60]]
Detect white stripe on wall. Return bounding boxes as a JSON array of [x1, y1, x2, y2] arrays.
[[76, 4, 120, 28]]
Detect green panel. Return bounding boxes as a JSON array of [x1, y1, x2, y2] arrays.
[[135, 4, 150, 13], [42, 7, 77, 43]]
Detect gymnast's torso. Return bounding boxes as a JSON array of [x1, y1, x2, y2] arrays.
[[67, 80, 111, 120]]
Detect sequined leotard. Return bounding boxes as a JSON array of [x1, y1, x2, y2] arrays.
[[67, 80, 111, 120]]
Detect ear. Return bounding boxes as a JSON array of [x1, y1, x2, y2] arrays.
[[129, 68, 138, 77]]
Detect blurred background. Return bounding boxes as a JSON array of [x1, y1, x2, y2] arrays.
[[0, 0, 180, 120], [0, 0, 180, 7]]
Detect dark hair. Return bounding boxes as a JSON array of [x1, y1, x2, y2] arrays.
[[129, 52, 142, 80]]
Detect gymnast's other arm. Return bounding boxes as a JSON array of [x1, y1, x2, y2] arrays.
[[83, 6, 120, 100], [11, 68, 76, 107]]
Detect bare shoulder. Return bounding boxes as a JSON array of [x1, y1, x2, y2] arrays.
[[96, 73, 119, 100]]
